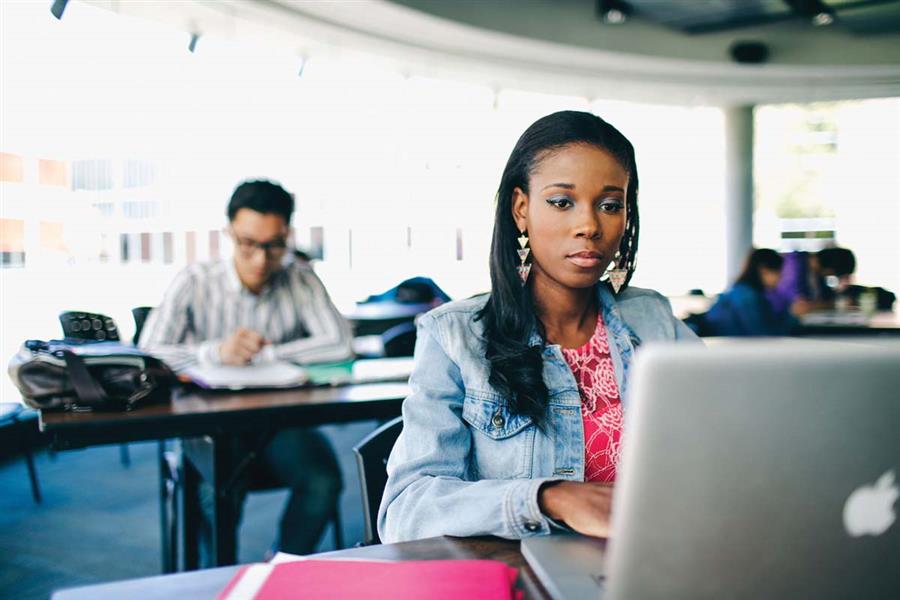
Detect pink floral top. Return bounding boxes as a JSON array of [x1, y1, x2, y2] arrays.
[[560, 314, 623, 483]]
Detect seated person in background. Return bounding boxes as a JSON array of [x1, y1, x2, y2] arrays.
[[706, 248, 797, 336], [379, 111, 698, 544], [768, 247, 856, 315], [140, 179, 353, 561]]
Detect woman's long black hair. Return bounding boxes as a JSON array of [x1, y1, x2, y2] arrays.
[[476, 110, 640, 429], [735, 248, 783, 291]]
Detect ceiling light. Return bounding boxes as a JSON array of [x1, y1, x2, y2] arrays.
[[597, 0, 631, 25], [812, 11, 834, 26], [605, 9, 627, 24], [784, 0, 836, 27]]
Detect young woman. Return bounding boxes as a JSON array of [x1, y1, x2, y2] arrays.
[[706, 248, 798, 336], [379, 111, 698, 543]]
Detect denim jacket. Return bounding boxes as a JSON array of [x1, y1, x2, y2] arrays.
[[378, 285, 699, 544]]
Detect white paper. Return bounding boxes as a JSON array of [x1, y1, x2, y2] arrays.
[[351, 357, 415, 383], [184, 361, 308, 390], [220, 564, 274, 600], [269, 551, 306, 564], [269, 552, 392, 564]]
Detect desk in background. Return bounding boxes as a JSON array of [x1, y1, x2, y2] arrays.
[[39, 371, 410, 571], [344, 301, 433, 337], [51, 536, 550, 600], [668, 294, 899, 337], [667, 294, 713, 321], [797, 309, 900, 336]]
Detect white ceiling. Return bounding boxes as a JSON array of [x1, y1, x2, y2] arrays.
[[85, 0, 900, 105]]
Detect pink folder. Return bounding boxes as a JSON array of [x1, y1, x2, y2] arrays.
[[218, 559, 522, 600]]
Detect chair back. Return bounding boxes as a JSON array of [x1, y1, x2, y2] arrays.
[[131, 306, 154, 345], [381, 321, 417, 357], [59, 311, 120, 342], [352, 416, 403, 545], [682, 311, 712, 337]]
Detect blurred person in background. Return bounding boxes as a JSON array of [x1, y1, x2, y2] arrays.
[[768, 247, 856, 316], [706, 248, 798, 336], [140, 180, 352, 562]]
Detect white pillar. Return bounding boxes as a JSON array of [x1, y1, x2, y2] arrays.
[[724, 105, 755, 283]]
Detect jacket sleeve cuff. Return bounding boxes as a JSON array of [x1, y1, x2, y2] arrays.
[[503, 477, 563, 538], [546, 515, 575, 532]]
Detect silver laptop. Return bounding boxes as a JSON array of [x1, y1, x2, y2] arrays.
[[523, 339, 900, 599], [521, 533, 608, 599]]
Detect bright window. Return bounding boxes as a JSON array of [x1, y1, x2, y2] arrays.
[[754, 100, 900, 295]]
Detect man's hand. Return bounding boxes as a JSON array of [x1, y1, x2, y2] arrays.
[[219, 327, 267, 365], [538, 481, 615, 538]]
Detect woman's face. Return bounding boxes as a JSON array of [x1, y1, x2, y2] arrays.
[[512, 143, 628, 291], [759, 266, 782, 290]]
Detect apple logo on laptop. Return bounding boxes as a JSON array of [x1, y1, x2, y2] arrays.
[[843, 470, 898, 537]]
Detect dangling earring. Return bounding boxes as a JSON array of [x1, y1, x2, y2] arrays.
[[517, 230, 531, 284], [605, 251, 628, 294]]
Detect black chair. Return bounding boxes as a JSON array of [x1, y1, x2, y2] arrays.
[[682, 311, 713, 337], [132, 306, 154, 345], [352, 416, 403, 545], [381, 321, 417, 357]]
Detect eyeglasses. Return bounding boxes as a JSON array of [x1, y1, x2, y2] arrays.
[[232, 234, 288, 258]]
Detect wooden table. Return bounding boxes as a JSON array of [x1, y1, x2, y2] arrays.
[[51, 536, 550, 600], [39, 380, 410, 571], [39, 382, 410, 450]]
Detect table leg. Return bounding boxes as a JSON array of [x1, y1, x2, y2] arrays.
[[181, 435, 239, 569], [181, 444, 201, 571], [212, 438, 239, 567], [157, 440, 178, 574]]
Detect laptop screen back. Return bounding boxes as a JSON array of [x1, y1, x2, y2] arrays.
[[606, 341, 900, 599]]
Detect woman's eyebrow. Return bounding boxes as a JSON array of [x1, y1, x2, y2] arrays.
[[541, 183, 625, 194]]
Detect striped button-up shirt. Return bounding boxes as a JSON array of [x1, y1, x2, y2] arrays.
[[138, 257, 353, 371]]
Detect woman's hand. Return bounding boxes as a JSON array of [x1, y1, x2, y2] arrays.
[[538, 481, 614, 538], [789, 298, 814, 316]]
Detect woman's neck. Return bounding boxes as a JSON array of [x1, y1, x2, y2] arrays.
[[531, 274, 598, 348]]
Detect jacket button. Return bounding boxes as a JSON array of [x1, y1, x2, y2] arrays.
[[491, 413, 505, 428], [524, 521, 540, 532]]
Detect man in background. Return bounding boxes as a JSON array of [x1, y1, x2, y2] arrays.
[[140, 179, 352, 562]]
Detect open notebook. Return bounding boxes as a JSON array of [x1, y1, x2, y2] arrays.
[[183, 361, 309, 390], [183, 357, 416, 390]]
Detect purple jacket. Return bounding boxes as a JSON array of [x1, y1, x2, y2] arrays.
[[766, 251, 832, 313]]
